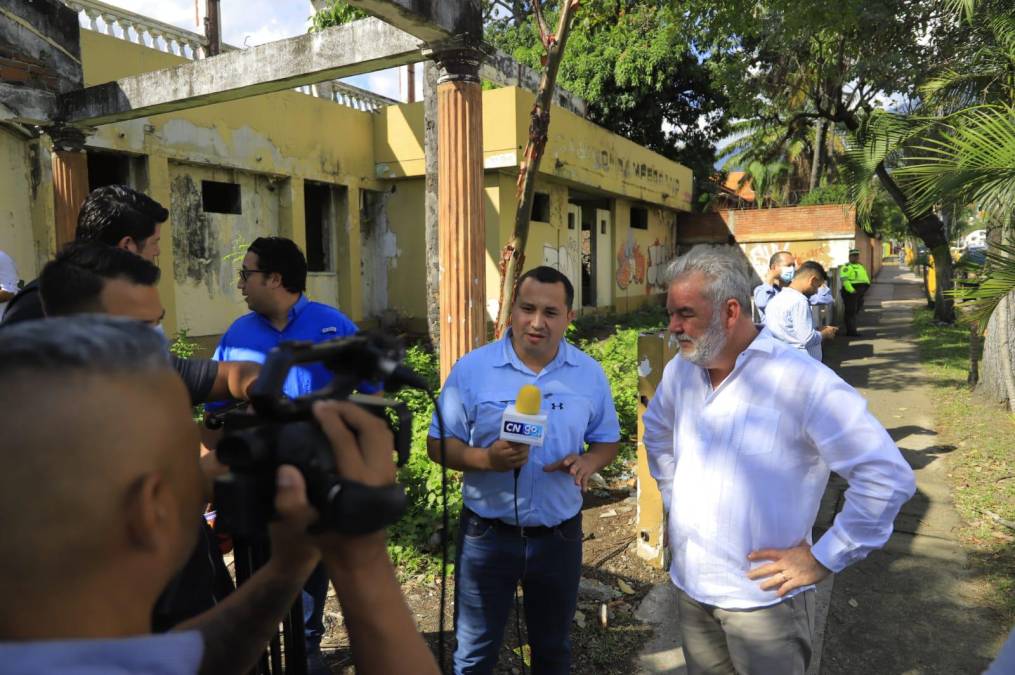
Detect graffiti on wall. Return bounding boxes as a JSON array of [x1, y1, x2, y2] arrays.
[[615, 231, 646, 290], [616, 231, 675, 293], [743, 241, 839, 281]]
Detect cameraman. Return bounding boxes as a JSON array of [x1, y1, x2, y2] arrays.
[[0, 316, 438, 675]]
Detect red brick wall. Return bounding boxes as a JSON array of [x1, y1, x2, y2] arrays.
[[725, 205, 856, 242], [678, 212, 733, 243]]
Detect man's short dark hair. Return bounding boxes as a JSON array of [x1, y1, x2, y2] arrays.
[[513, 266, 575, 309], [797, 260, 827, 282], [248, 237, 307, 294], [40, 241, 161, 316], [75, 185, 168, 247], [769, 251, 793, 269]]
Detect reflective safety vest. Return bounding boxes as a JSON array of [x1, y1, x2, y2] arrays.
[[841, 263, 871, 293]]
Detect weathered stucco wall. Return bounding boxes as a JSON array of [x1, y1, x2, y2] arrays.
[[612, 200, 674, 313], [77, 30, 381, 336], [374, 87, 693, 212], [0, 128, 39, 282]]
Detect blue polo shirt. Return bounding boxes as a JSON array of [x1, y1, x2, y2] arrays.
[[429, 331, 620, 526], [211, 294, 359, 400], [0, 630, 203, 674]]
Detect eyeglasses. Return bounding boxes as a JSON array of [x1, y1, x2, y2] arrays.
[[238, 268, 269, 282]]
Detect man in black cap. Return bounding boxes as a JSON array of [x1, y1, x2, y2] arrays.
[[840, 248, 871, 336]]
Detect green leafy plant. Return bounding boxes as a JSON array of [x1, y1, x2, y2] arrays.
[[170, 328, 200, 359]]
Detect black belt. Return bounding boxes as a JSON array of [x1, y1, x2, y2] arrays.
[[465, 508, 580, 538]]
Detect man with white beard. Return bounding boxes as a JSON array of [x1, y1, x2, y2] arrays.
[[642, 245, 915, 675]]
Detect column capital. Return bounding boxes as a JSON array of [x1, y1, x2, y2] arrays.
[[423, 37, 485, 84], [46, 124, 89, 153]]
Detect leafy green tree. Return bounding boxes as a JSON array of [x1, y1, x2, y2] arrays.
[[485, 1, 729, 200], [690, 0, 968, 321], [308, 0, 367, 31]]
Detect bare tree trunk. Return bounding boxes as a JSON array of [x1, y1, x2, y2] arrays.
[[968, 323, 981, 386], [423, 61, 440, 348], [809, 120, 827, 191], [977, 216, 1015, 410], [838, 111, 956, 323], [872, 164, 956, 323], [494, 0, 581, 337], [977, 290, 1015, 411]]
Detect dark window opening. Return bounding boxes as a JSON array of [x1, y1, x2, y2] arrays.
[[567, 211, 576, 230], [630, 206, 648, 230], [531, 192, 550, 222], [87, 151, 131, 191], [304, 181, 333, 272], [202, 180, 242, 214]]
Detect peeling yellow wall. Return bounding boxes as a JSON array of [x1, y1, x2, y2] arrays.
[[374, 87, 693, 212], [80, 31, 380, 336], [612, 200, 673, 313], [374, 87, 521, 180], [0, 128, 38, 283]]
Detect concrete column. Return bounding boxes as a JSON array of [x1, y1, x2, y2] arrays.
[[636, 332, 678, 569], [336, 180, 364, 322], [48, 126, 89, 249], [433, 45, 485, 382], [146, 155, 179, 338], [423, 60, 440, 349], [280, 177, 307, 253]]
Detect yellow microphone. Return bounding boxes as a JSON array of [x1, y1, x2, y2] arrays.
[[500, 384, 546, 446]]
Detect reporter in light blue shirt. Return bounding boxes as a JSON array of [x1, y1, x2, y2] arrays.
[[428, 266, 620, 675]]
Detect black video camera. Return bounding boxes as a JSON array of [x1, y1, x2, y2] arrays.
[[211, 333, 425, 540]]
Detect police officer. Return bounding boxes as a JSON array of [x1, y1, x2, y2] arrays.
[[840, 248, 871, 336]]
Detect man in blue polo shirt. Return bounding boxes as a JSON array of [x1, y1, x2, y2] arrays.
[[212, 236, 358, 671], [428, 266, 621, 674]]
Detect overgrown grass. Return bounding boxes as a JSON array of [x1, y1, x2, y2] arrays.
[[913, 308, 1015, 623]]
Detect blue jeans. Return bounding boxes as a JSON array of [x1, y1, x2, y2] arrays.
[[453, 508, 583, 675], [301, 563, 328, 651]]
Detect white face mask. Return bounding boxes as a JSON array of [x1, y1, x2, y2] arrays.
[[779, 265, 796, 283], [151, 324, 165, 337]]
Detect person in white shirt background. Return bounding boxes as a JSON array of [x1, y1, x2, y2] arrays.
[[0, 250, 19, 318], [763, 260, 838, 361], [643, 245, 915, 675]]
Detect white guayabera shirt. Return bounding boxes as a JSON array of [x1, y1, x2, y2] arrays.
[[642, 330, 915, 610]]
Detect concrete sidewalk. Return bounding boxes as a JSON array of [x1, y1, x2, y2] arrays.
[[635, 263, 997, 674]]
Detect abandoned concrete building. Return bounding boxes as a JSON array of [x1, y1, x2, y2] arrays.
[[0, 0, 692, 348]]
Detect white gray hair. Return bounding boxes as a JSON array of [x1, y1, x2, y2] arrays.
[[665, 245, 752, 313]]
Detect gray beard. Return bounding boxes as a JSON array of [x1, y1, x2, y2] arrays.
[[675, 311, 728, 367]]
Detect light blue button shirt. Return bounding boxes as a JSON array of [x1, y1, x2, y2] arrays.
[[0, 630, 204, 674], [429, 331, 620, 526]]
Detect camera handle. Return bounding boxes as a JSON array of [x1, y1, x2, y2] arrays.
[[346, 393, 412, 467]]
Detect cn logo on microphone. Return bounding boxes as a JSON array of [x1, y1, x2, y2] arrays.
[[502, 420, 544, 440]]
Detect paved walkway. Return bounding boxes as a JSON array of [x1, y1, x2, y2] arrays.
[[636, 263, 998, 674]]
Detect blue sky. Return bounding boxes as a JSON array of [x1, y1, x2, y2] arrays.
[[100, 0, 413, 99]]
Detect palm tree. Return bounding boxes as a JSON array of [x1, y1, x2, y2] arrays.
[[877, 2, 1015, 408]]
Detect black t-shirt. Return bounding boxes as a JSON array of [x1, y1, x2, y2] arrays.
[[152, 518, 235, 632], [171, 355, 219, 405], [0, 278, 43, 326]]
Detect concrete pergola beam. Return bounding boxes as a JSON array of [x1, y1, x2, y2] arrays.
[[0, 83, 57, 125], [344, 0, 482, 42], [58, 17, 422, 127]]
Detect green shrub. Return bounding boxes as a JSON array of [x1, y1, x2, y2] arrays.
[[387, 345, 462, 576], [388, 304, 667, 572]]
